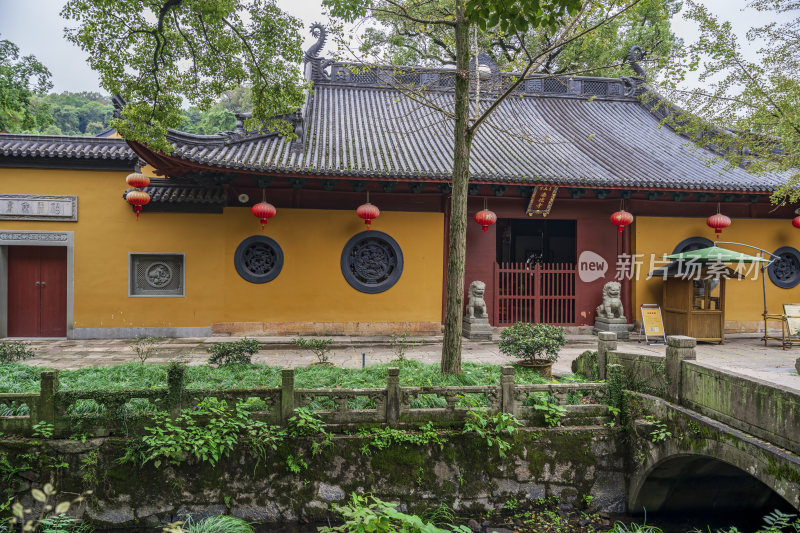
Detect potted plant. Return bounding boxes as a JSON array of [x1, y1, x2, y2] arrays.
[[499, 322, 567, 378]]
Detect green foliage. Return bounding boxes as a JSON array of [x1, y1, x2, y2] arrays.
[[389, 331, 417, 362], [32, 421, 55, 439], [132, 403, 329, 474], [293, 337, 334, 364], [358, 422, 447, 455], [644, 416, 671, 443], [499, 322, 567, 363], [38, 513, 93, 533], [0, 359, 563, 395], [462, 409, 522, 457], [129, 336, 163, 365], [0, 341, 35, 364], [176, 515, 254, 533], [140, 398, 246, 467], [28, 92, 113, 136], [206, 338, 260, 366], [533, 399, 567, 428], [607, 521, 663, 533], [0, 36, 53, 132], [320, 493, 470, 533], [696, 510, 800, 533], [658, 0, 800, 204], [8, 483, 90, 533], [61, 0, 307, 153]]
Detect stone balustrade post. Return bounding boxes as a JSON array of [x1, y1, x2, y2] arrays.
[[386, 367, 400, 427], [281, 369, 295, 425], [500, 366, 516, 415], [38, 370, 59, 429], [166, 363, 185, 418], [666, 335, 696, 404], [597, 331, 618, 380]]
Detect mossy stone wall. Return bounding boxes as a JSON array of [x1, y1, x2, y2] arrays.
[[2, 427, 625, 528]]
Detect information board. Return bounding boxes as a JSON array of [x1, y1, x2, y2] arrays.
[[640, 304, 666, 345]]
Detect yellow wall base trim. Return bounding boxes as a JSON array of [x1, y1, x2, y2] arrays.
[[211, 321, 443, 336]]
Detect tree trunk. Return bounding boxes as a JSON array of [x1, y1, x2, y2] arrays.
[[441, 4, 472, 375]]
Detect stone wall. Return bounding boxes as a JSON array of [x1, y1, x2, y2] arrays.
[[2, 428, 626, 528]]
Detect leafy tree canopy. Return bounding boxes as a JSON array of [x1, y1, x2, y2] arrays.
[[658, 0, 800, 204], [354, 0, 681, 78], [0, 36, 54, 132], [61, 0, 308, 152]]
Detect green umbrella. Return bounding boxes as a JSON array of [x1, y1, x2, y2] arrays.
[[666, 246, 770, 263]]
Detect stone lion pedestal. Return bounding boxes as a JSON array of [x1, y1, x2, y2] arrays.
[[593, 281, 634, 340], [463, 280, 493, 341]]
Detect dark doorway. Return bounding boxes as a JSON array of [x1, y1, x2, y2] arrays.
[[494, 219, 577, 325], [8, 246, 67, 337], [496, 219, 576, 264]]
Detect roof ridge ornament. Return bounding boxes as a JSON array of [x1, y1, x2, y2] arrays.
[[620, 45, 646, 97], [304, 23, 333, 81]]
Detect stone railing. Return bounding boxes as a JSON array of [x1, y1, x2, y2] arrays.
[[0, 366, 609, 438], [597, 332, 800, 455]]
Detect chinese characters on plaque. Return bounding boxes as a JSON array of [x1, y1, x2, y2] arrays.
[[0, 195, 77, 222], [526, 186, 558, 217]]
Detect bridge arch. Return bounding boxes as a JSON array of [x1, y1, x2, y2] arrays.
[[628, 438, 800, 514]]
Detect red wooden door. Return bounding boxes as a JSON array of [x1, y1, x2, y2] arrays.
[[8, 246, 67, 337]]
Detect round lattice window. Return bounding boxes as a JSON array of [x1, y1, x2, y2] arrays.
[[234, 235, 284, 284], [768, 246, 800, 289], [145, 262, 173, 288], [341, 231, 404, 293]]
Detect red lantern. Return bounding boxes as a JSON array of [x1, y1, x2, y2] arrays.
[[474, 209, 497, 233], [707, 212, 731, 239], [357, 202, 380, 228], [126, 190, 150, 220], [125, 172, 150, 189], [252, 201, 276, 230], [792, 216, 800, 229], [610, 210, 634, 234], [356, 190, 380, 229]]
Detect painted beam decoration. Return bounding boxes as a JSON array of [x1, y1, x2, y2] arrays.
[[526, 186, 558, 217], [0, 194, 77, 222]]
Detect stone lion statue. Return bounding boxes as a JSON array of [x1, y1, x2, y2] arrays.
[[596, 281, 625, 319], [466, 281, 488, 319]]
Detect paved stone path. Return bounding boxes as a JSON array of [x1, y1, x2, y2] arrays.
[[13, 333, 799, 391]]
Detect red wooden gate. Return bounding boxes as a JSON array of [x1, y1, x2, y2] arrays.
[[493, 262, 576, 326], [8, 246, 67, 337]]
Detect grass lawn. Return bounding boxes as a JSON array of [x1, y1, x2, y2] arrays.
[[0, 359, 574, 394]]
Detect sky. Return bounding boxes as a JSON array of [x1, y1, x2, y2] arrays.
[[0, 0, 785, 94]]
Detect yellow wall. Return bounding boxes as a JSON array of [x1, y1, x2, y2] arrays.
[[633, 216, 800, 331], [1, 168, 444, 331]]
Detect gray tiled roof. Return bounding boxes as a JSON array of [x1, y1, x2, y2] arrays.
[[158, 79, 782, 193], [0, 134, 138, 165]]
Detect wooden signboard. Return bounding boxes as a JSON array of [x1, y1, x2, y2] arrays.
[[640, 304, 666, 345], [526, 186, 558, 217]]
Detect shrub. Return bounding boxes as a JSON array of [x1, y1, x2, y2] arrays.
[[293, 337, 334, 364], [206, 338, 260, 365], [174, 515, 254, 533], [129, 336, 163, 364], [498, 322, 567, 363], [0, 341, 35, 364]]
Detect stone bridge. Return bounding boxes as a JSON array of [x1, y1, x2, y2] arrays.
[[595, 333, 800, 514]]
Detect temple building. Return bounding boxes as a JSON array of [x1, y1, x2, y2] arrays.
[[1, 29, 797, 339]]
